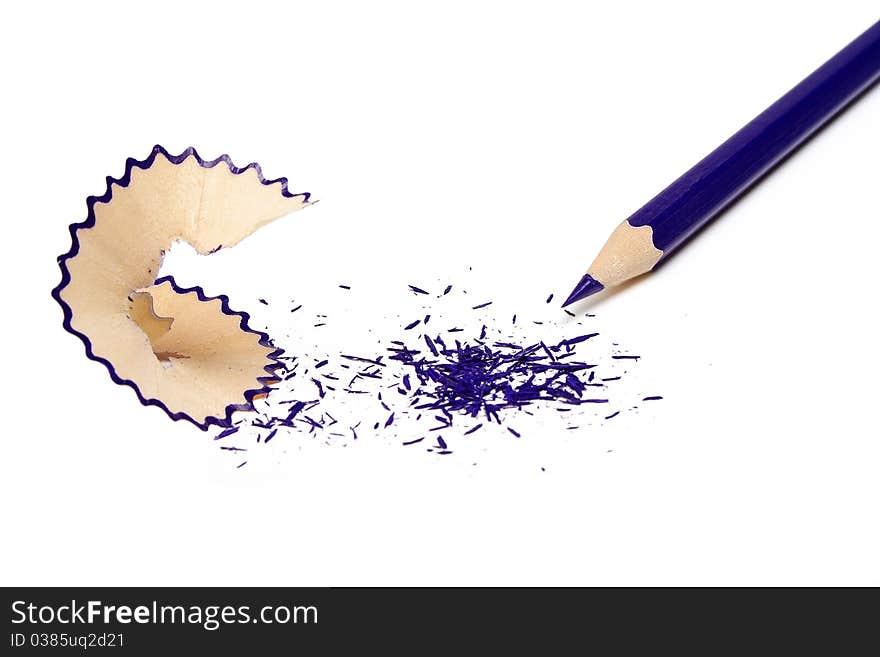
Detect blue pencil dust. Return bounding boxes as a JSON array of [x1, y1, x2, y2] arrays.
[[215, 282, 660, 466]]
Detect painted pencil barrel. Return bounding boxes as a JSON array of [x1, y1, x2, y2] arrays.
[[628, 20, 880, 256]]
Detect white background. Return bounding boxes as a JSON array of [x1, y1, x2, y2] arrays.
[[1, 1, 878, 586]]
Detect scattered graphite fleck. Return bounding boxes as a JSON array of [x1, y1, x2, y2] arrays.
[[213, 280, 658, 464]]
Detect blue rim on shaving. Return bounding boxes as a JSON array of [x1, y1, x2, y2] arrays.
[[51, 145, 310, 431]]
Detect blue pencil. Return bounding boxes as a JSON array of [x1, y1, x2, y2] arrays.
[[563, 20, 880, 306]]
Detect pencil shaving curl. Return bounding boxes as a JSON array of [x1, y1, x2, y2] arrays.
[[52, 145, 312, 429]]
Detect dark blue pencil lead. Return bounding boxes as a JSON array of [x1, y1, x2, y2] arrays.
[[562, 274, 604, 307]]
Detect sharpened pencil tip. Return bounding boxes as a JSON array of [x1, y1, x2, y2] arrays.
[[562, 274, 604, 307]]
